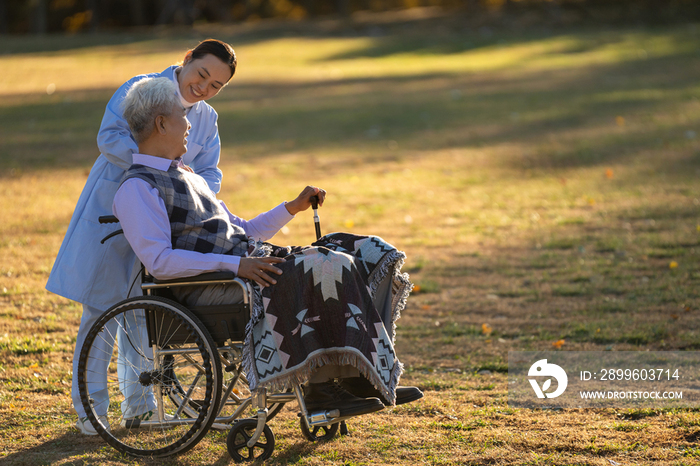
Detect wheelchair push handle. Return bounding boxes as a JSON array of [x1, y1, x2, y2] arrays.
[[99, 215, 119, 224], [98, 215, 123, 244], [310, 195, 322, 240]]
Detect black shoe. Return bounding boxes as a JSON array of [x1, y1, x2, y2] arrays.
[[303, 381, 384, 418], [339, 377, 424, 406]]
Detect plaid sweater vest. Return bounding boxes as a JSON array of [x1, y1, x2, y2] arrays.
[[121, 164, 248, 256]]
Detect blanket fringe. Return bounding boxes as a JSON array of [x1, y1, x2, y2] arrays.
[[243, 348, 403, 405], [241, 284, 265, 392], [368, 249, 413, 344]]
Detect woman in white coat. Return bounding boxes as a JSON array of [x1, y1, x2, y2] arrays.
[[45, 39, 237, 434]]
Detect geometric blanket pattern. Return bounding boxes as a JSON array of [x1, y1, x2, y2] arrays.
[[242, 233, 412, 406]]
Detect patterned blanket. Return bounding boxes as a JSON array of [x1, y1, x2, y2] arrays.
[[242, 233, 412, 405]]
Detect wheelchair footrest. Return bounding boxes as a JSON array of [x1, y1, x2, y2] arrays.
[[307, 409, 341, 426]]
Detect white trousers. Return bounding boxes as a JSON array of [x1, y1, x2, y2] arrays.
[[71, 304, 156, 418]]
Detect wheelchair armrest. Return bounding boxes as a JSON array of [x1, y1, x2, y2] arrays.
[[152, 271, 237, 285], [142, 272, 251, 304]]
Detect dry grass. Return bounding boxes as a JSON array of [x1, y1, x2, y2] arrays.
[[1, 11, 700, 465]]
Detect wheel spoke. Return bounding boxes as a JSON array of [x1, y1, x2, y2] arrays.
[[78, 297, 221, 457]]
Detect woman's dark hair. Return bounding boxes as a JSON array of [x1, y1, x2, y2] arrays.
[[189, 39, 237, 81]]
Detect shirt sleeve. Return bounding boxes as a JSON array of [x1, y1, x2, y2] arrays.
[[113, 179, 241, 280], [97, 78, 141, 170], [220, 201, 295, 242], [189, 108, 223, 194]]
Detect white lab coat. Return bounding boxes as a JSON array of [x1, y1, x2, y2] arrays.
[[46, 65, 224, 309]]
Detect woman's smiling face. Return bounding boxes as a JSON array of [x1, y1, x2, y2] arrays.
[[177, 53, 232, 103]]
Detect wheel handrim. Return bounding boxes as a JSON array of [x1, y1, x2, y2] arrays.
[[77, 297, 222, 457]]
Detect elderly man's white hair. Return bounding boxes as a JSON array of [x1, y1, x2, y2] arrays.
[[122, 77, 180, 143]]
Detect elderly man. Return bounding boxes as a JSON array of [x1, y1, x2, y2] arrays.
[[113, 77, 422, 423]]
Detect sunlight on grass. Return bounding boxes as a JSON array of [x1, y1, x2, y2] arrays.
[[1, 17, 700, 466]]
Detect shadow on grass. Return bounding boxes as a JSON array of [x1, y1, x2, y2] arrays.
[[0, 431, 240, 466], [0, 9, 543, 56], [2, 24, 700, 182], [0, 9, 474, 56], [0, 432, 104, 466]]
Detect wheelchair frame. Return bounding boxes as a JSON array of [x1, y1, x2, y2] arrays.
[[76, 216, 347, 462]]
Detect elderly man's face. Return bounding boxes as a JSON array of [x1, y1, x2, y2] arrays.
[[163, 103, 191, 159]]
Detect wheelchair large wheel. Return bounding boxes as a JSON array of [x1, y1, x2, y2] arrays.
[[77, 296, 222, 457]]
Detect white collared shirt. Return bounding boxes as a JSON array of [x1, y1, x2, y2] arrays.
[[113, 153, 294, 279]]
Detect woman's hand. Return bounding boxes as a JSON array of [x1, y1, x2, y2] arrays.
[[238, 256, 286, 288], [285, 185, 326, 215]]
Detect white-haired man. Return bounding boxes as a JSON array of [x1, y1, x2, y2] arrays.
[[107, 77, 421, 430]]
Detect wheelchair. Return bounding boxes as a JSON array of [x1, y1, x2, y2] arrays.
[[76, 214, 351, 461]]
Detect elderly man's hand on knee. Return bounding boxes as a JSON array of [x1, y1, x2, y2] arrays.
[[238, 256, 285, 288]]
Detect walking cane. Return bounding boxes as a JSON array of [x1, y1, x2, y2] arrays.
[[311, 194, 348, 436], [310, 195, 322, 241]]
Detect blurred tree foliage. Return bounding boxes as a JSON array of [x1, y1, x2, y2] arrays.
[[1, 0, 698, 35]]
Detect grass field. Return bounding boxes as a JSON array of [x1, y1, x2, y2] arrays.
[[1, 10, 700, 465]]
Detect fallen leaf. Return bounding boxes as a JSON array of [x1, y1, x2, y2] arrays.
[[671, 314, 679, 320], [482, 323, 493, 336], [669, 261, 678, 269], [616, 116, 625, 127], [552, 339, 565, 349], [605, 168, 614, 179]]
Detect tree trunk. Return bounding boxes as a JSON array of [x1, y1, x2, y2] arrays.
[[303, 0, 316, 17], [0, 0, 7, 34], [336, 0, 349, 17], [30, 0, 47, 34], [129, 0, 145, 26], [86, 0, 99, 32], [215, 0, 232, 23], [158, 0, 195, 25]]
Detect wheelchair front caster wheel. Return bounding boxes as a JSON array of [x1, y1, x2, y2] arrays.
[[227, 419, 275, 463], [300, 418, 339, 441]]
